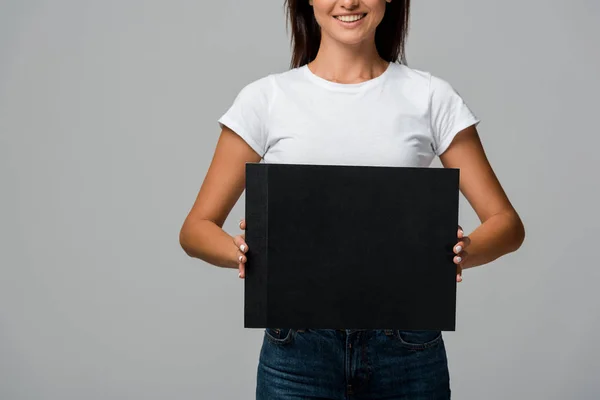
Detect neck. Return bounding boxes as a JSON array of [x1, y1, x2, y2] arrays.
[[307, 36, 388, 84]]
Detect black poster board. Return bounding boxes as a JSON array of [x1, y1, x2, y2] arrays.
[[244, 163, 459, 331]]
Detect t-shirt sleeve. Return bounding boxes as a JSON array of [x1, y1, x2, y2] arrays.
[[429, 74, 480, 156], [217, 76, 272, 158]]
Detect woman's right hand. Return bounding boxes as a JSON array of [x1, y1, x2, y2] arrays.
[[233, 218, 248, 279]]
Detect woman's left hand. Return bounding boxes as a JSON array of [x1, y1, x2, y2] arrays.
[[454, 225, 471, 282]]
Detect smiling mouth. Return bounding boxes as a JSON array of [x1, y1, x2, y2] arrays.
[[333, 13, 367, 23]]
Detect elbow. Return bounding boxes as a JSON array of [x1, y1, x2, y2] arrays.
[[179, 222, 194, 258], [509, 211, 526, 252]]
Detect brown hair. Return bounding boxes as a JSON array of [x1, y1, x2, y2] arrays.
[[284, 0, 411, 69]]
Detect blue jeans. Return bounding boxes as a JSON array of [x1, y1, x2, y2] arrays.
[[256, 328, 450, 400]]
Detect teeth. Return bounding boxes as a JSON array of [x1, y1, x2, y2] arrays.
[[335, 14, 364, 22]]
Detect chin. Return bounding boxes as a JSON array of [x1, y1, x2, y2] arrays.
[[331, 33, 369, 46]]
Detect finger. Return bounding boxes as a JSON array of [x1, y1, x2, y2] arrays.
[[237, 250, 247, 265], [461, 236, 471, 249], [239, 218, 246, 230], [454, 241, 465, 254], [454, 250, 468, 264], [457, 266, 462, 282], [233, 234, 248, 253], [237, 248, 247, 279], [239, 261, 245, 279], [457, 225, 464, 238]]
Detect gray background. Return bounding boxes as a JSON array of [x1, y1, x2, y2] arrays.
[[1, 0, 599, 399]]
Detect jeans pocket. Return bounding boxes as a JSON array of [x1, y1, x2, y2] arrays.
[[395, 330, 442, 350], [264, 328, 295, 345]]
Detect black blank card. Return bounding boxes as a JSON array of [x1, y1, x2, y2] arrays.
[[244, 163, 459, 331]]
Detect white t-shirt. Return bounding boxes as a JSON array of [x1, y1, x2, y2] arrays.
[[218, 62, 479, 167]]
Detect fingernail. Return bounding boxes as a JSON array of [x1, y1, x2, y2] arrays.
[[455, 245, 462, 253], [240, 244, 246, 252], [238, 272, 242, 278], [238, 255, 243, 262], [456, 256, 462, 263]]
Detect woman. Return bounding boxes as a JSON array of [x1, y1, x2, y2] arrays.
[[180, 0, 525, 398]]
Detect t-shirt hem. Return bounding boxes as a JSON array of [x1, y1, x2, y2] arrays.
[[436, 118, 480, 156], [218, 115, 265, 158]]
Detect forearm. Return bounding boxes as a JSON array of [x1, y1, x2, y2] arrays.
[[461, 210, 525, 270], [179, 219, 239, 269]]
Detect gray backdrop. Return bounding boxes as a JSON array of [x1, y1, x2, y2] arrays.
[[1, 0, 599, 399]]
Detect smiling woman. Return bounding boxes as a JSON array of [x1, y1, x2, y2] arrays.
[[179, 0, 525, 399], [284, 0, 409, 67]]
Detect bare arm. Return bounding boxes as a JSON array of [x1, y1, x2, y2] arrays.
[[441, 125, 525, 270], [179, 126, 260, 270]]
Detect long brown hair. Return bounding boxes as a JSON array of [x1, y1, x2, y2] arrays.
[[284, 0, 411, 69]]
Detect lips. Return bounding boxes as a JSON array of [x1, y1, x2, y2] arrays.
[[333, 13, 367, 23]]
